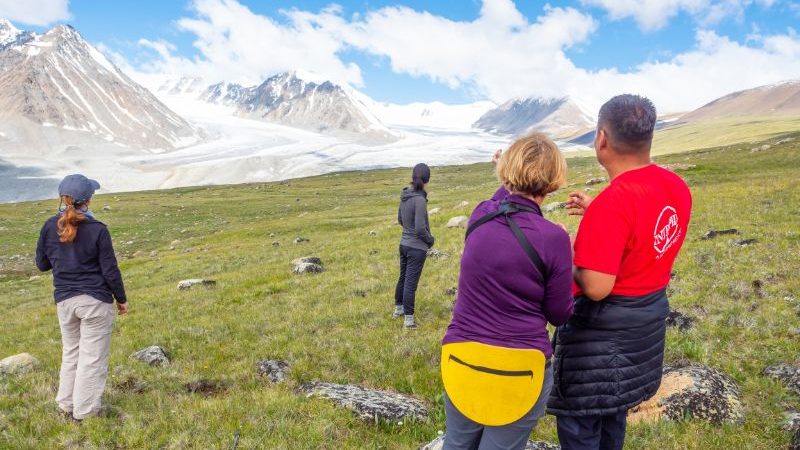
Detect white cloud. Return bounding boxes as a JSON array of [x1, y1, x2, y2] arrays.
[[582, 0, 778, 31], [135, 0, 362, 87], [130, 0, 800, 113], [0, 0, 69, 26]]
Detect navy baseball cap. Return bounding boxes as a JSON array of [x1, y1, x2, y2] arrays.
[[58, 174, 100, 203]]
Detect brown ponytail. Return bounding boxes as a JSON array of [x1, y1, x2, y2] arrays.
[[57, 195, 86, 243]]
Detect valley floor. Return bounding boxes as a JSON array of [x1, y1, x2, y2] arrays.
[[0, 133, 798, 449]]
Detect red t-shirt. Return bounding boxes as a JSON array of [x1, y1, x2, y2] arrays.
[[573, 164, 692, 297]]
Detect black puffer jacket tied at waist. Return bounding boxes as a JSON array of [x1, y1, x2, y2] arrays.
[[547, 289, 669, 417]]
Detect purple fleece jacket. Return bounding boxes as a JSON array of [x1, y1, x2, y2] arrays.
[[442, 186, 574, 358]]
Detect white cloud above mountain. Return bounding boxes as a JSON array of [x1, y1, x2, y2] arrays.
[[0, 0, 70, 26], [131, 0, 800, 113], [581, 0, 778, 31]]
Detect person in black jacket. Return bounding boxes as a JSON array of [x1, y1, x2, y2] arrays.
[[394, 163, 434, 329], [548, 95, 692, 450], [35, 174, 128, 422]]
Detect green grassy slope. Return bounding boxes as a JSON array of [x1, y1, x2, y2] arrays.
[[652, 116, 800, 155], [0, 133, 798, 449]]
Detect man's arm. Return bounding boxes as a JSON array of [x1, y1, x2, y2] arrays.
[[573, 268, 616, 301]]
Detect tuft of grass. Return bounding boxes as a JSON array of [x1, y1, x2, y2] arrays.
[[1, 133, 799, 448]]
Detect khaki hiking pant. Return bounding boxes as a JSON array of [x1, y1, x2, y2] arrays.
[[56, 295, 115, 420]]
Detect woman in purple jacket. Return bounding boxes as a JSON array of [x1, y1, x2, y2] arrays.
[[441, 133, 575, 450]]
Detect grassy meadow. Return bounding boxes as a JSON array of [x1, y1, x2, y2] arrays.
[[0, 132, 799, 449]]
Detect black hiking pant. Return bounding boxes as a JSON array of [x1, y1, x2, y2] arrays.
[[556, 412, 627, 450], [394, 245, 427, 315]]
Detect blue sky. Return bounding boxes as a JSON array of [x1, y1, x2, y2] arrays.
[[6, 0, 800, 110]]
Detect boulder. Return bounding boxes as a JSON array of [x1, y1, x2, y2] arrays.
[[585, 177, 607, 186], [421, 436, 558, 450], [543, 201, 566, 213], [733, 238, 757, 247], [429, 207, 442, 215], [130, 346, 170, 367], [665, 310, 695, 331], [368, 230, 378, 236], [446, 216, 468, 229], [427, 249, 448, 259], [302, 382, 427, 423], [0, 353, 40, 375], [177, 279, 217, 290], [454, 201, 469, 209], [700, 229, 738, 240], [628, 364, 744, 425], [102, 205, 112, 211], [763, 363, 800, 395], [257, 359, 290, 383], [293, 257, 324, 274]]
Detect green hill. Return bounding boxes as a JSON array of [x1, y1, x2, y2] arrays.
[[1, 133, 799, 449]]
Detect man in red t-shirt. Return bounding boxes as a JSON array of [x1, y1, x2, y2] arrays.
[[547, 95, 692, 450]]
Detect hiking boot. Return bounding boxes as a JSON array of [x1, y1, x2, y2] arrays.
[[403, 315, 417, 329], [392, 305, 404, 318]]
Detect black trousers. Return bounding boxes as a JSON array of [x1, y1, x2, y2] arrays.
[[394, 245, 427, 315], [556, 412, 627, 450]]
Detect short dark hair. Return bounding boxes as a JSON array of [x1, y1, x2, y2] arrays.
[[411, 163, 430, 191], [598, 94, 657, 153]]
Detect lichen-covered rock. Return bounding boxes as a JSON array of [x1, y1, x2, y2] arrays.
[[543, 201, 566, 213], [585, 177, 607, 186], [294, 237, 310, 244], [130, 346, 170, 367], [302, 382, 427, 423], [666, 310, 695, 331], [257, 360, 289, 383], [628, 364, 744, 425], [427, 249, 448, 259], [446, 216, 468, 228], [177, 279, 216, 290], [0, 353, 40, 375], [732, 238, 758, 247], [292, 257, 324, 274], [421, 436, 558, 450], [454, 201, 469, 209], [429, 207, 441, 215], [700, 228, 738, 240], [763, 363, 800, 395]]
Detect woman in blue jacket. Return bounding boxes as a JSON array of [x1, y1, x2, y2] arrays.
[[36, 174, 128, 422]]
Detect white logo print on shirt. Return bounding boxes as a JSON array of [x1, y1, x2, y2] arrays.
[[653, 206, 681, 258]]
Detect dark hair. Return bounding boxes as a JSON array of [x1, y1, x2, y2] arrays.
[[411, 163, 431, 191], [598, 94, 657, 153]]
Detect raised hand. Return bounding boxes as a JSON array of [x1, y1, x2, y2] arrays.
[[565, 191, 593, 216]]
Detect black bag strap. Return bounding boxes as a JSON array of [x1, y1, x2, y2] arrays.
[[465, 201, 549, 280]]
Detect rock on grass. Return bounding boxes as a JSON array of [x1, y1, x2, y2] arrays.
[[763, 363, 800, 396], [302, 382, 427, 423], [292, 257, 324, 274], [0, 353, 40, 375], [131, 346, 170, 367], [543, 201, 566, 213], [177, 279, 216, 290], [585, 177, 607, 186], [700, 229, 738, 240], [446, 216, 468, 228], [257, 360, 289, 383], [421, 436, 558, 450], [666, 310, 695, 331], [628, 364, 744, 425]]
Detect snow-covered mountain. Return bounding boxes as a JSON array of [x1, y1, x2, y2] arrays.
[[157, 76, 206, 96], [0, 21, 199, 151], [368, 100, 496, 130], [473, 97, 595, 140], [195, 71, 397, 145]]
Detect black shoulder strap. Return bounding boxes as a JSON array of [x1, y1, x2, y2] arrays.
[[465, 201, 549, 280]]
